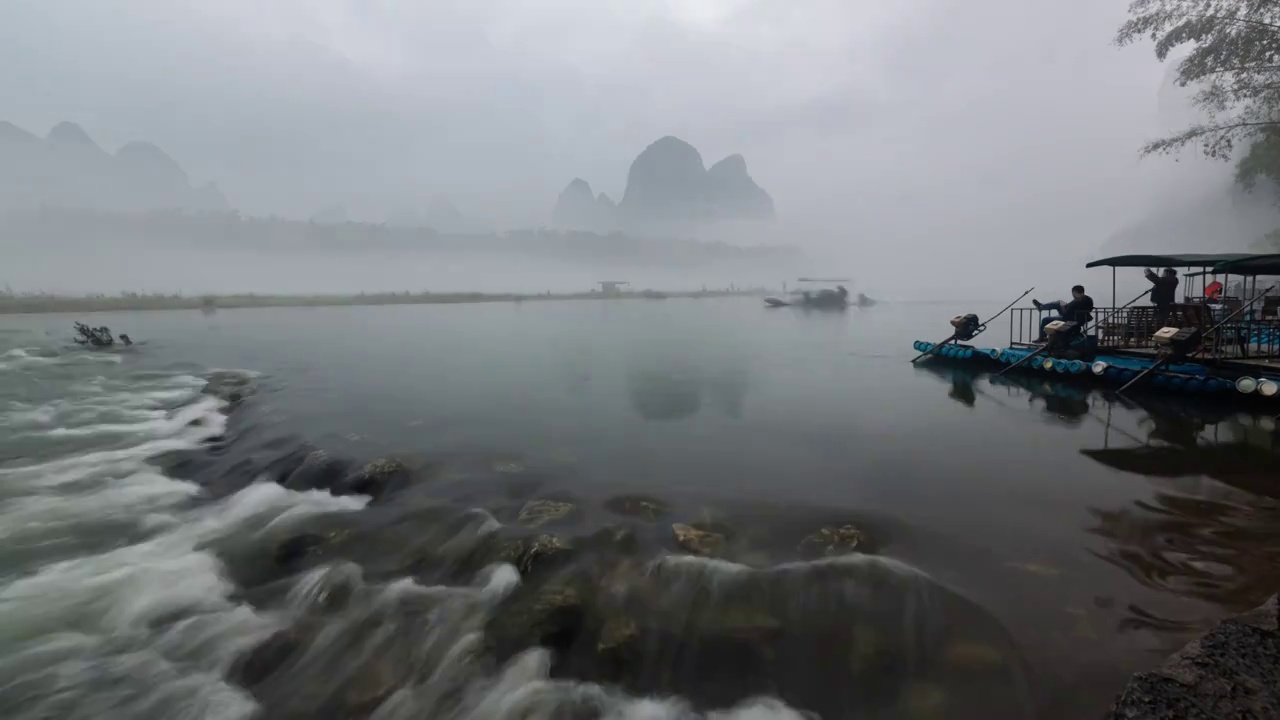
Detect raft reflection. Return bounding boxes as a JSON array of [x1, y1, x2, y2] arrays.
[[1083, 412, 1280, 641]]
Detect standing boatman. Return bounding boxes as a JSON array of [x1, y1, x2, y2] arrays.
[[1144, 267, 1179, 325]]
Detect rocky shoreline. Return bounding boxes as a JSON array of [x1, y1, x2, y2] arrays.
[[1106, 595, 1280, 719], [0, 288, 763, 315]]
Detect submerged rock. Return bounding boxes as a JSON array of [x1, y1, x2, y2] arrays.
[[603, 495, 670, 522], [486, 577, 589, 659], [273, 533, 328, 570], [672, 522, 726, 556], [942, 641, 1008, 671], [341, 658, 400, 716], [495, 533, 575, 577], [230, 622, 315, 688], [517, 499, 578, 528], [597, 616, 639, 653], [797, 525, 865, 558], [283, 449, 351, 492], [202, 371, 256, 407], [335, 457, 412, 499]]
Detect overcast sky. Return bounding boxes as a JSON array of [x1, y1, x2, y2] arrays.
[[0, 0, 1253, 294]]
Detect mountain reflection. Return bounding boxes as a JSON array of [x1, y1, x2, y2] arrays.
[[628, 369, 704, 421], [627, 364, 749, 422]]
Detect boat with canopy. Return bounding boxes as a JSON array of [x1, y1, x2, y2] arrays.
[[910, 253, 1280, 405]]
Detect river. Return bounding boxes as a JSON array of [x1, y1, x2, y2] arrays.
[[1, 298, 1277, 719]]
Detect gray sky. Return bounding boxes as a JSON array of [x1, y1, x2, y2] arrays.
[[0, 0, 1257, 295]]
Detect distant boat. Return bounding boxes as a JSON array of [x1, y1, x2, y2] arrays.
[[765, 278, 851, 309], [640, 290, 668, 299]]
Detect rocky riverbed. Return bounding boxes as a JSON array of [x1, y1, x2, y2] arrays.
[[148, 371, 1038, 719]]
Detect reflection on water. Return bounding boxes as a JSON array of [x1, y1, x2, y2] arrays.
[[629, 369, 705, 421], [627, 356, 749, 422], [919, 364, 1095, 422], [1083, 412, 1280, 639], [917, 360, 1280, 653], [6, 302, 1280, 720]]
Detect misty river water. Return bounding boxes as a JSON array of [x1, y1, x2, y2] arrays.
[[1, 298, 1278, 720]]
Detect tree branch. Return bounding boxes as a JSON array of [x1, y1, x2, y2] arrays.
[[1198, 64, 1280, 77], [1141, 120, 1280, 156], [1183, 13, 1280, 33]]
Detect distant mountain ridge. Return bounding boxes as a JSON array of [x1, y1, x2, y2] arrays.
[[552, 136, 775, 235], [0, 120, 228, 214]]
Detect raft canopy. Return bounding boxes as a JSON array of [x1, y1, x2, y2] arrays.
[[1209, 254, 1280, 276], [1084, 253, 1260, 269]]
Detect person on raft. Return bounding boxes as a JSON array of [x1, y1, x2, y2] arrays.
[[1032, 285, 1094, 341], [1144, 267, 1179, 325]]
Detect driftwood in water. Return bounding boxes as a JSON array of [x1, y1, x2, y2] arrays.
[[73, 322, 131, 347]]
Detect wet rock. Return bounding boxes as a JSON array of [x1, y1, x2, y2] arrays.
[[517, 499, 578, 528], [283, 450, 351, 492], [202, 371, 256, 407], [334, 457, 413, 499], [603, 495, 671, 522], [495, 533, 575, 577], [672, 522, 726, 556], [1106, 595, 1280, 720], [703, 605, 785, 643], [230, 625, 310, 688], [486, 578, 589, 660], [904, 682, 948, 720], [492, 460, 525, 474], [797, 525, 865, 558], [598, 616, 639, 653], [585, 525, 640, 556], [342, 658, 400, 716], [273, 533, 327, 570], [942, 641, 1007, 670]]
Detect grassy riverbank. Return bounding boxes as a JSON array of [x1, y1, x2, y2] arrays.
[[0, 289, 767, 315]]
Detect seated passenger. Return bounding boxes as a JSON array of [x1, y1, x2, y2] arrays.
[[1033, 285, 1093, 341]]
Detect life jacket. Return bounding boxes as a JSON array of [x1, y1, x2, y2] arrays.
[[1205, 280, 1223, 299]]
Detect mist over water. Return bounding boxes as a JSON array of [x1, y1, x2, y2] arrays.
[[1, 300, 1277, 719], [7, 0, 1280, 716]]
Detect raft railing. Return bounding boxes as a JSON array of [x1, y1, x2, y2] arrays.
[[1013, 304, 1280, 360]]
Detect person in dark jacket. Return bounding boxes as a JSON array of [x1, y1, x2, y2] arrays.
[[1145, 267, 1179, 325], [1032, 285, 1093, 341]]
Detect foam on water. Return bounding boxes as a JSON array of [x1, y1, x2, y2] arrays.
[[0, 347, 123, 371], [0, 345, 368, 720]]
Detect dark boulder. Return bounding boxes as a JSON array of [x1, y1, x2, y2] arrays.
[[1106, 595, 1280, 720]]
